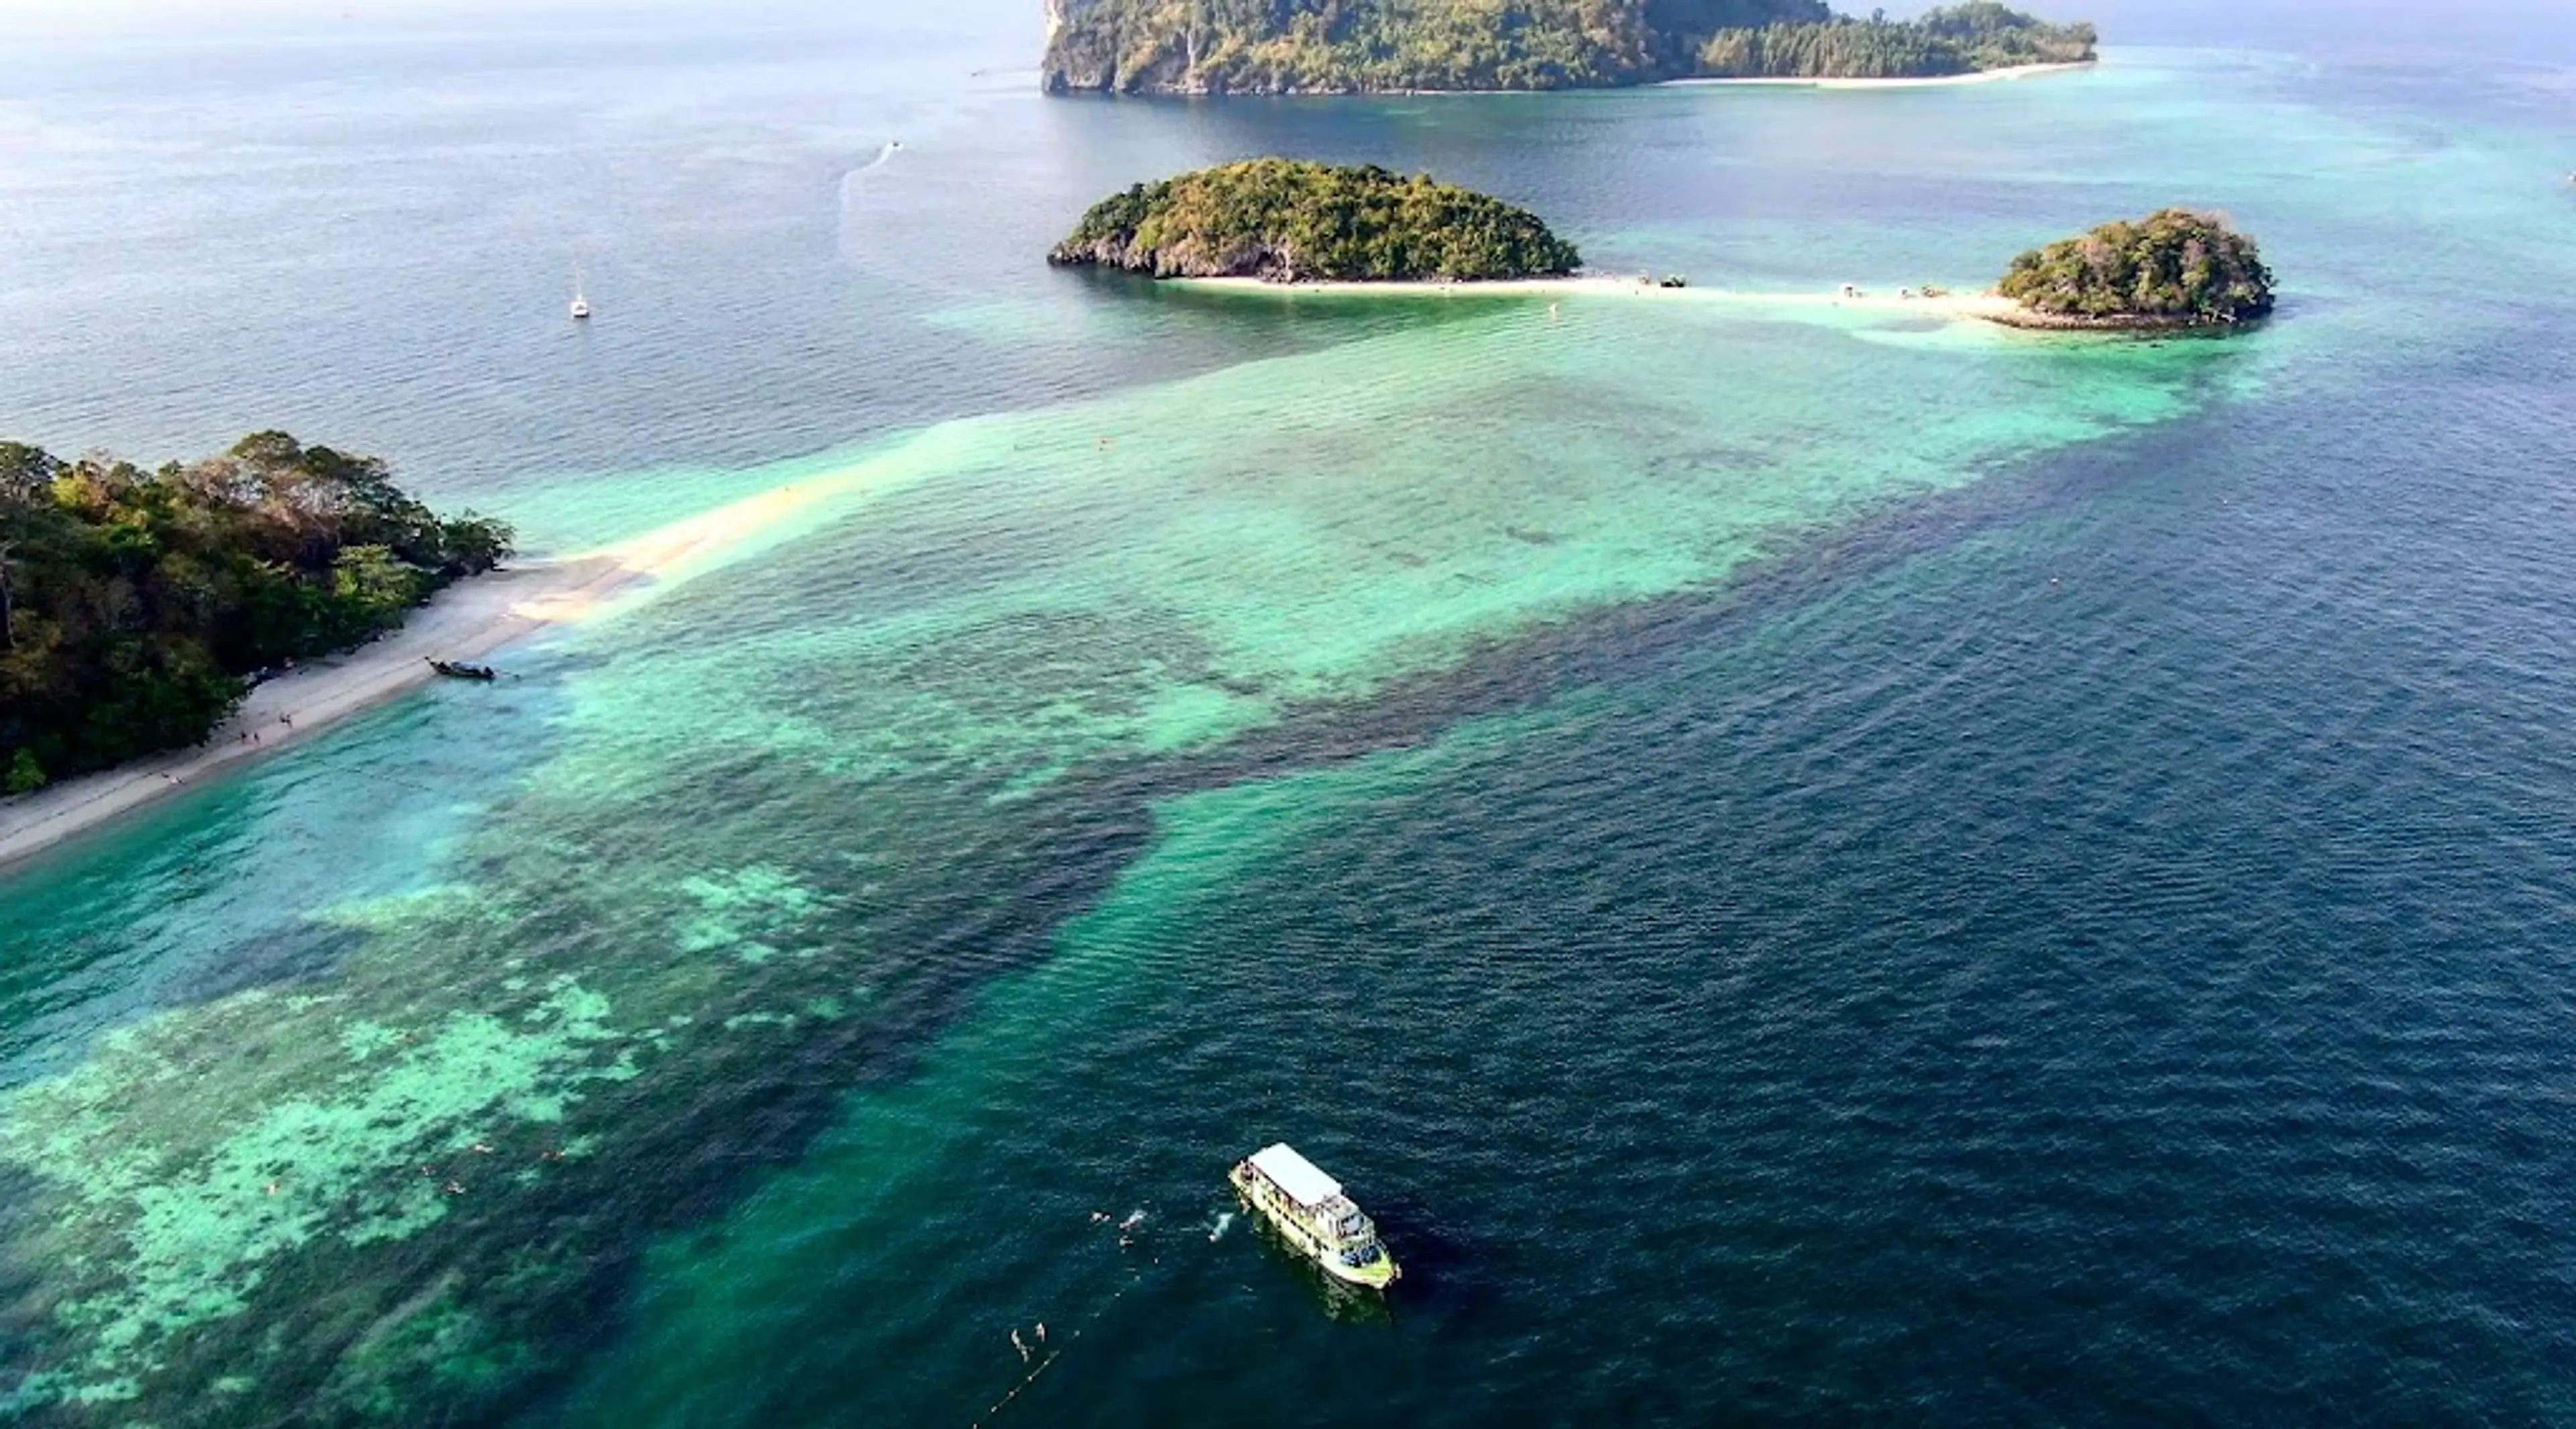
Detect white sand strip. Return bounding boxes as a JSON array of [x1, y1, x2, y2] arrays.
[[1661, 60, 2095, 90], [0, 478, 848, 872], [1174, 273, 2026, 321]]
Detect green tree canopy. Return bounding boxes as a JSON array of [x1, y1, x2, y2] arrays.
[[1042, 0, 2091, 92], [1997, 209, 2276, 325], [1049, 160, 1582, 282], [0, 434, 516, 789]]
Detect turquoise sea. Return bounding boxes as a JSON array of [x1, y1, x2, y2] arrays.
[[5, 1, 2576, 1422]]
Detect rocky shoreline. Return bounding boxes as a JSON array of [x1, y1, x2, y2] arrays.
[[1047, 234, 1301, 280], [1978, 307, 2271, 333]]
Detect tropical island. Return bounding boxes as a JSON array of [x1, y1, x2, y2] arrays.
[[1989, 209, 2276, 330], [1050, 181, 2277, 339], [1040, 0, 2096, 94], [1048, 160, 1582, 282], [0, 433, 513, 794]]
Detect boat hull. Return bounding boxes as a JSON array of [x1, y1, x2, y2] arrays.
[[1229, 1163, 1400, 1290]]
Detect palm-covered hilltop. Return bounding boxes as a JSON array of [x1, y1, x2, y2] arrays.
[[1041, 0, 2096, 93], [1048, 160, 1582, 282], [0, 433, 513, 790], [1996, 209, 2276, 327]]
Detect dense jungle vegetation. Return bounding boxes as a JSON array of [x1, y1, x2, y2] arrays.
[[1042, 0, 2094, 92], [1698, 3, 2097, 78], [1049, 160, 1582, 282], [1996, 209, 2277, 325], [0, 433, 513, 792]]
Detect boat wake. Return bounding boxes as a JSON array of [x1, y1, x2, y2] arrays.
[[852, 140, 902, 178], [1208, 1211, 1236, 1242], [837, 142, 904, 264]]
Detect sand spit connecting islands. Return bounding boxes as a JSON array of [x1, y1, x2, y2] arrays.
[[1177, 274, 2031, 322]]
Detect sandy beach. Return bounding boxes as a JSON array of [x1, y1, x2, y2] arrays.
[[1177, 273, 2028, 322], [1661, 60, 2095, 90], [0, 478, 847, 872]]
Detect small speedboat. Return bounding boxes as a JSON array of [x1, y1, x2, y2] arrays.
[[428, 659, 498, 682]]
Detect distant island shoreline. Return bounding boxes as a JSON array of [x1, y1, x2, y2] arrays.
[[1154, 56, 2098, 99], [1657, 58, 2094, 89], [1043, 1, 2099, 96]]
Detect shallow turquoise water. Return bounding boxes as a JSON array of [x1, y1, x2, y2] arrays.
[[3, 6, 2575, 1424]]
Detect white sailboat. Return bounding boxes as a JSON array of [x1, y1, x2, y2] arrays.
[[569, 266, 592, 321]]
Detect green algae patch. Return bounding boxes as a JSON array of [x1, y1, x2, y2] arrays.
[[676, 863, 830, 965], [0, 979, 640, 1412]]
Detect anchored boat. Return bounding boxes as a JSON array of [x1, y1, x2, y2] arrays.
[[1229, 1143, 1399, 1290]]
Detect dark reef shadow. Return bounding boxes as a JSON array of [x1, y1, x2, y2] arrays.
[[500, 371, 2255, 1426]]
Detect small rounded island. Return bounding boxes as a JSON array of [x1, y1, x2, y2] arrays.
[[1047, 158, 1582, 284], [1990, 208, 2275, 331]]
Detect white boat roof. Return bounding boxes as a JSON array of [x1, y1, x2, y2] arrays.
[[1249, 1143, 1343, 1206]]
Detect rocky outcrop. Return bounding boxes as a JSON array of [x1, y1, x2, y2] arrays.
[[1981, 307, 2270, 333], [1048, 233, 1303, 281], [1040, 0, 1200, 93]]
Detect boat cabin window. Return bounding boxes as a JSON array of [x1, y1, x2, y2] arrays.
[[1336, 1214, 1364, 1236]]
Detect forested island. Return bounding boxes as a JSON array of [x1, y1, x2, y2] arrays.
[[1698, 4, 2096, 78], [0, 433, 513, 792], [1049, 160, 1582, 282], [1991, 209, 2276, 330], [1041, 0, 2096, 94]]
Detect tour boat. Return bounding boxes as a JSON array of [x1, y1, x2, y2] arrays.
[[1229, 1143, 1399, 1289]]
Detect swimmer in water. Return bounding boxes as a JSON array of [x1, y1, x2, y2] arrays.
[[1012, 1328, 1030, 1362]]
